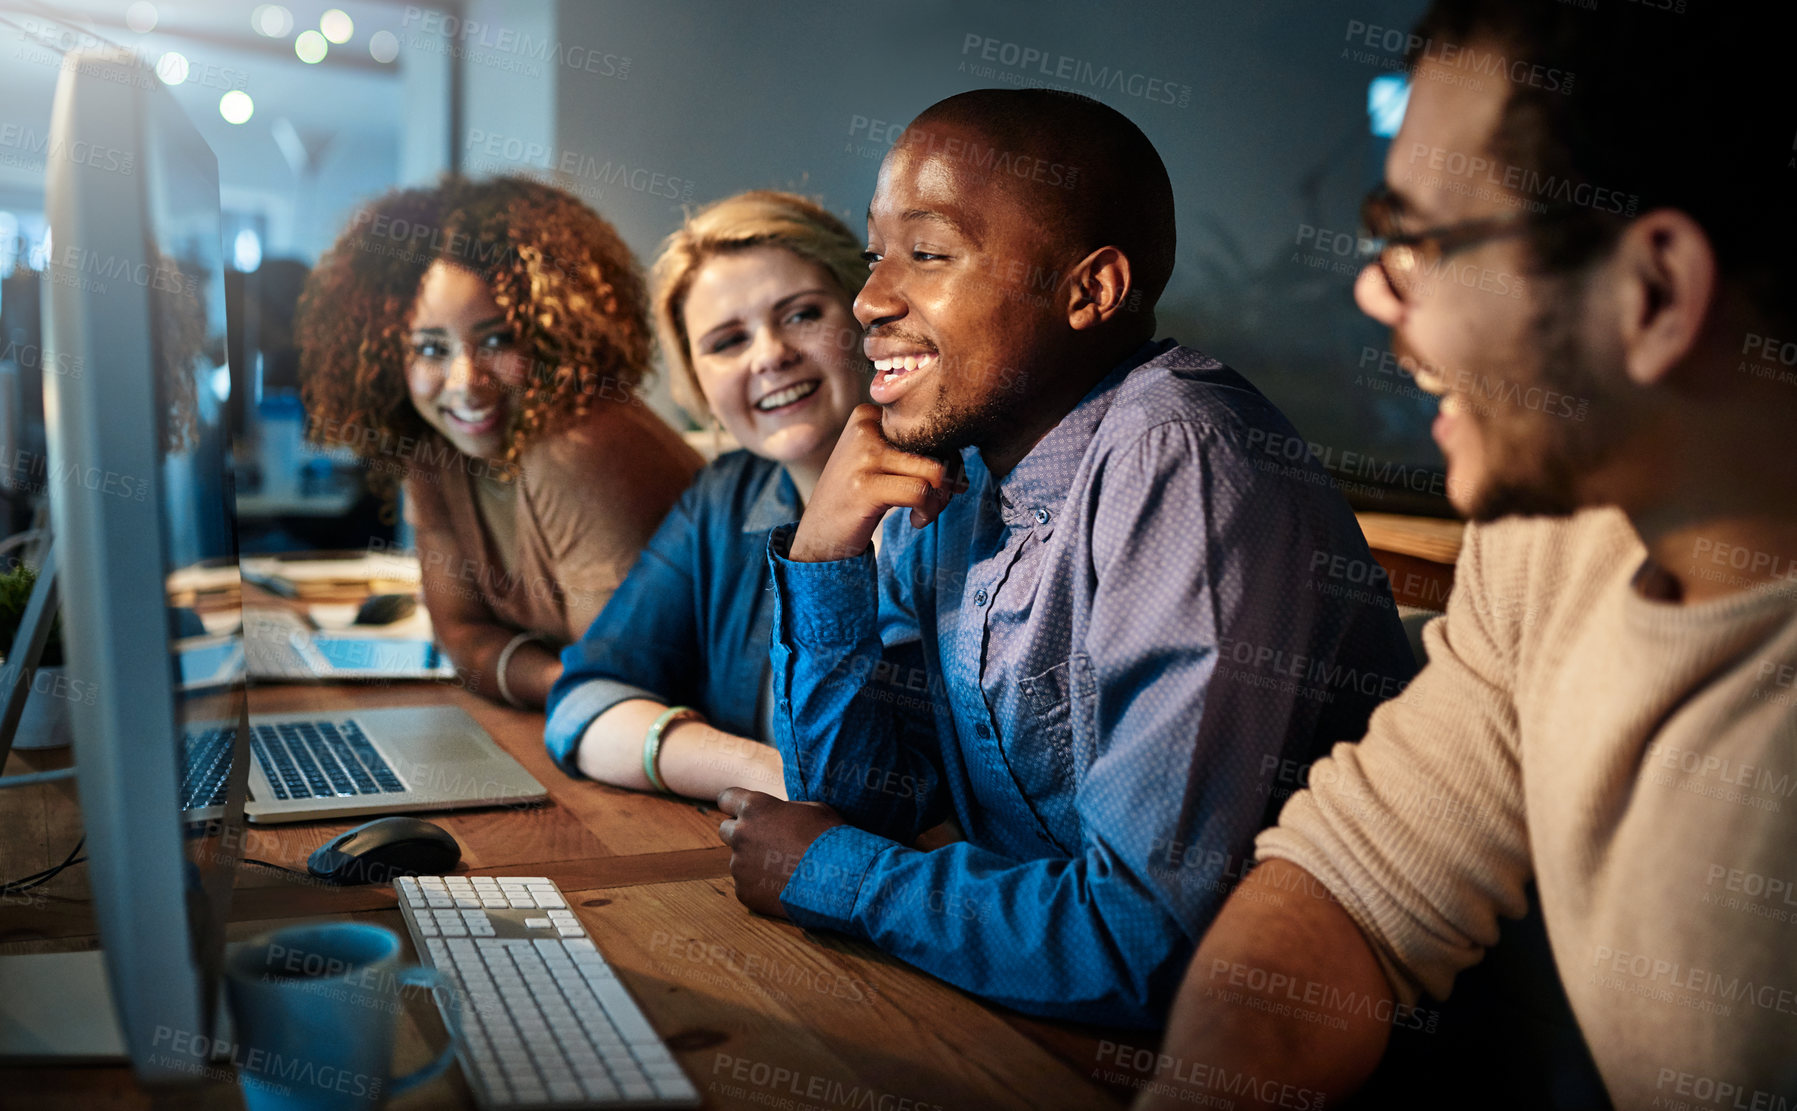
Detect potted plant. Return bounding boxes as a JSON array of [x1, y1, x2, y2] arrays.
[[0, 561, 72, 750]]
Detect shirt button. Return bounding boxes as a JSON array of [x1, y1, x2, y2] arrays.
[[1033, 508, 1050, 525], [973, 588, 988, 606], [975, 724, 991, 739]]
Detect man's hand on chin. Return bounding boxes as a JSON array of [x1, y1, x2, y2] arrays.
[[717, 787, 845, 918]]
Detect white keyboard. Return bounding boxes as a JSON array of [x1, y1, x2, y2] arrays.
[[395, 875, 699, 1108]]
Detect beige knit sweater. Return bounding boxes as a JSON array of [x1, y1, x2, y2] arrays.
[[1258, 507, 1797, 1107]]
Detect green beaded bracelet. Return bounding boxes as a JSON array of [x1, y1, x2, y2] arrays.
[[643, 706, 701, 795]]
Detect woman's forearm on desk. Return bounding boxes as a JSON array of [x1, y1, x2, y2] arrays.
[[431, 608, 563, 709], [576, 698, 787, 801]]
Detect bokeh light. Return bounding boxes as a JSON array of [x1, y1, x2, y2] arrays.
[[368, 29, 399, 63], [320, 9, 353, 44], [125, 2, 158, 34], [252, 5, 293, 38], [155, 51, 189, 85], [219, 91, 255, 125], [294, 29, 328, 63]]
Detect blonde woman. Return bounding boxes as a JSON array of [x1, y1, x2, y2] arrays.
[[546, 191, 870, 799]]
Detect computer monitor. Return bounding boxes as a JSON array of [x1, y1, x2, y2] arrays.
[[0, 48, 249, 1081]]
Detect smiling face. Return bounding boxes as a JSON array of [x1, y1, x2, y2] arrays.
[[856, 120, 1073, 459], [1356, 55, 1627, 521], [682, 245, 868, 468], [404, 261, 528, 462]]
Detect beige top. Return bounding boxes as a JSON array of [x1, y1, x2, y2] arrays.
[[404, 400, 702, 644], [1258, 508, 1797, 1106]]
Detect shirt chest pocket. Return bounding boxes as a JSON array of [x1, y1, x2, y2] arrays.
[[1010, 654, 1097, 823]]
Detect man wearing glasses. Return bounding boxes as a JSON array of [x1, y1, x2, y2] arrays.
[[1144, 1, 1797, 1107]]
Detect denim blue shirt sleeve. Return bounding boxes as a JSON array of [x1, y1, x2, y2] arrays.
[[766, 528, 948, 842], [546, 452, 795, 776], [766, 342, 1417, 1029]]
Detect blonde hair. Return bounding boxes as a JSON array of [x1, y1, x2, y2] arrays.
[[650, 190, 867, 422]]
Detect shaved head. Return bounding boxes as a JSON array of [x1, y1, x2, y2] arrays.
[[904, 89, 1177, 313]]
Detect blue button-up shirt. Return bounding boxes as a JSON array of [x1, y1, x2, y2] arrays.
[[546, 451, 795, 772], [766, 341, 1416, 1027]]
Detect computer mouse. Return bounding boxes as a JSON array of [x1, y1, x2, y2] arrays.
[[169, 606, 208, 638], [354, 593, 418, 626], [307, 815, 461, 885]]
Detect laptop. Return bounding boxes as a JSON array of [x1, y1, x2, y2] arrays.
[[181, 705, 547, 825], [237, 607, 459, 682]]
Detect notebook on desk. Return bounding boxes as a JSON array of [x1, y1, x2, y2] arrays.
[[181, 704, 547, 824]]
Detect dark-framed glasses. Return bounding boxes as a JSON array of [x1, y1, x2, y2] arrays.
[[1357, 186, 1581, 302]]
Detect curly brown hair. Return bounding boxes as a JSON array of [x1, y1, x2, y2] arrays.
[[296, 175, 650, 469]]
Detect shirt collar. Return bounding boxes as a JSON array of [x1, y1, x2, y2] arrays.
[[742, 461, 804, 533], [990, 338, 1175, 529]]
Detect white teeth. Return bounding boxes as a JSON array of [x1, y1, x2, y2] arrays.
[[754, 380, 821, 411], [448, 406, 495, 423], [872, 353, 934, 375]]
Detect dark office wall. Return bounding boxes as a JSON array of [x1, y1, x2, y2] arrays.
[[466, 0, 1442, 505]]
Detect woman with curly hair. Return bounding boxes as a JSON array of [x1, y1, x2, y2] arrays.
[[546, 190, 873, 800], [298, 176, 701, 709]]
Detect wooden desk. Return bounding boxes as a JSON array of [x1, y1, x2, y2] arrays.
[[1, 679, 1140, 1109], [1356, 511, 1464, 610]]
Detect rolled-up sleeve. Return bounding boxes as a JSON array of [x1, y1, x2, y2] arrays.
[[1255, 521, 1533, 1004], [545, 486, 703, 778]]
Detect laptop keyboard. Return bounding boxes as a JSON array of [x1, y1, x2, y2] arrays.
[[250, 719, 404, 799], [180, 726, 236, 810], [181, 718, 404, 806]]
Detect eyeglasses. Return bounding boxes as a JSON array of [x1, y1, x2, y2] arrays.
[[1357, 186, 1580, 302]]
